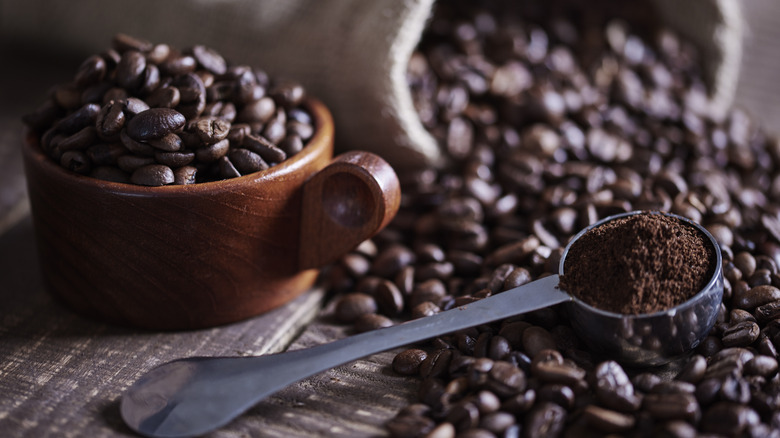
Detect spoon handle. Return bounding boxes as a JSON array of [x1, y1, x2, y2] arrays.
[[122, 274, 568, 438]]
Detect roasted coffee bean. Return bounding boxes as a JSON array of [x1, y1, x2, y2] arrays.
[[243, 134, 287, 163], [642, 392, 699, 421], [594, 361, 641, 412], [582, 405, 635, 433], [116, 50, 146, 90], [354, 313, 393, 332], [119, 130, 155, 156], [117, 155, 155, 172], [54, 103, 101, 134], [394, 349, 428, 376], [189, 117, 231, 145], [60, 151, 91, 174], [58, 126, 97, 151], [155, 150, 194, 168], [130, 164, 174, 186], [146, 86, 181, 109], [112, 33, 153, 53], [700, 402, 760, 436], [334, 293, 377, 323], [536, 384, 574, 410], [375, 279, 405, 316], [420, 348, 453, 379], [227, 148, 268, 174], [86, 143, 126, 166], [193, 139, 229, 163], [238, 97, 276, 124], [278, 135, 305, 156], [386, 414, 435, 438], [173, 166, 197, 185], [484, 361, 526, 398], [74, 55, 107, 88], [524, 402, 565, 438], [96, 101, 126, 139], [271, 81, 306, 109], [522, 326, 556, 358], [191, 45, 227, 75], [126, 108, 186, 141], [148, 133, 182, 152], [744, 355, 779, 377], [123, 97, 150, 117], [722, 321, 760, 347], [676, 354, 707, 383]]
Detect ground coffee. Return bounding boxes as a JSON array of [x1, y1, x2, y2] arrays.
[[559, 212, 715, 314]]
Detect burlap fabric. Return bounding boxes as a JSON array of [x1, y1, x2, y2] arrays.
[[2, 0, 742, 170]]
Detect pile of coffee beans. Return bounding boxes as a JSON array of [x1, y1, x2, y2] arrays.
[[23, 34, 313, 185], [323, 0, 780, 436], [560, 213, 715, 315]]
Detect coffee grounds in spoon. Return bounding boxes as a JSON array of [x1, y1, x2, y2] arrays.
[[559, 212, 715, 315]]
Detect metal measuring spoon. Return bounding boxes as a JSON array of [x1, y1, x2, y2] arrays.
[[121, 211, 723, 438]]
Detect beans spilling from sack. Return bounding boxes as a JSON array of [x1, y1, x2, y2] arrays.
[[325, 1, 780, 436], [23, 34, 312, 185]]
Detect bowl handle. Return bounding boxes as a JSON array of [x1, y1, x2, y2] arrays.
[[299, 151, 401, 270]]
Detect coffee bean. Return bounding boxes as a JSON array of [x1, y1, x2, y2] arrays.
[[394, 349, 428, 376], [386, 414, 435, 438], [522, 326, 556, 358], [126, 108, 185, 141], [642, 392, 699, 421], [96, 101, 126, 139], [228, 148, 268, 175], [700, 402, 760, 436], [722, 321, 760, 347], [191, 45, 227, 75], [173, 166, 197, 185], [60, 151, 91, 174], [582, 405, 635, 433], [744, 355, 779, 377], [123, 97, 151, 117], [271, 81, 306, 109], [130, 164, 174, 186], [146, 86, 181, 109], [74, 55, 107, 88], [238, 97, 276, 124], [155, 150, 194, 168], [524, 402, 565, 438], [117, 155, 155, 172], [354, 313, 393, 333], [242, 134, 287, 163], [334, 293, 377, 323], [375, 279, 405, 316], [675, 354, 707, 384], [147, 133, 182, 152], [594, 361, 641, 412], [116, 50, 146, 90], [112, 33, 153, 53], [195, 139, 230, 163], [86, 143, 126, 166]]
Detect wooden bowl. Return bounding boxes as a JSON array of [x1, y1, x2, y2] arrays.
[[22, 98, 400, 330]]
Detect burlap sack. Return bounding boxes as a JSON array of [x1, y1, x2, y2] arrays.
[[3, 0, 742, 170]]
